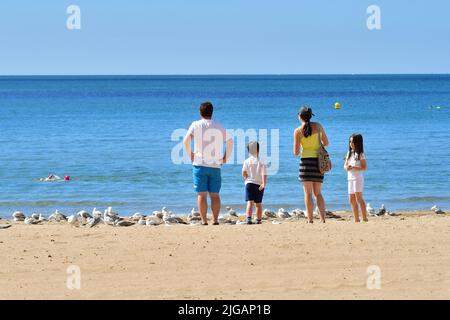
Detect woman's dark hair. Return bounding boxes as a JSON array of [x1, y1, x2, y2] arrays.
[[298, 106, 314, 137], [200, 101, 213, 118], [347, 134, 364, 160]]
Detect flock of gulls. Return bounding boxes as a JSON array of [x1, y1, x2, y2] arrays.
[[0, 204, 447, 230]]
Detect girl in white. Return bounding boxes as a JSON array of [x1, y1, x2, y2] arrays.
[[344, 134, 368, 222]]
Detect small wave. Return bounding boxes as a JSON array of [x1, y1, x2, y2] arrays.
[[0, 200, 128, 207], [397, 196, 450, 203]]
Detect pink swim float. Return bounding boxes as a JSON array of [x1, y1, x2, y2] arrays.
[[64, 175, 70, 181]]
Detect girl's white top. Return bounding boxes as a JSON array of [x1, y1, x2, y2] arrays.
[[346, 152, 366, 181], [242, 156, 267, 185]]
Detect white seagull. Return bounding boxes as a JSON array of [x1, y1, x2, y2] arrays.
[[277, 208, 291, 219], [366, 203, 376, 216]]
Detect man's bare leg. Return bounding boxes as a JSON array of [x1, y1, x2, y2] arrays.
[[197, 192, 208, 224], [209, 192, 221, 224]]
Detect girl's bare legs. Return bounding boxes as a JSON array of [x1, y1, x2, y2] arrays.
[[355, 192, 367, 222], [313, 182, 326, 223], [349, 194, 360, 222], [246, 201, 254, 218], [255, 203, 263, 221], [303, 182, 314, 223]]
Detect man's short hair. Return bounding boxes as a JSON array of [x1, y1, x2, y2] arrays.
[[247, 141, 259, 156], [200, 101, 213, 118]]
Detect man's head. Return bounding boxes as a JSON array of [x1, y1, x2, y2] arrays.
[[200, 101, 213, 119]]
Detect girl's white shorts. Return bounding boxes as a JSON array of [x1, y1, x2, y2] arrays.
[[348, 179, 364, 194]]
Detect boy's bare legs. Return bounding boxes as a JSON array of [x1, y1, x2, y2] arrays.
[[198, 192, 208, 224], [313, 182, 326, 223], [349, 194, 360, 222], [303, 182, 314, 223], [246, 201, 254, 218], [209, 192, 220, 224], [255, 203, 263, 221], [355, 192, 367, 222]]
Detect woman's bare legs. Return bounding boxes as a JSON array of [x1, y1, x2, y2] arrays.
[[303, 182, 314, 223], [313, 182, 326, 223]]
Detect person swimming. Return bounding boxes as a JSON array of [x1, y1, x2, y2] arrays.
[[39, 174, 63, 182]]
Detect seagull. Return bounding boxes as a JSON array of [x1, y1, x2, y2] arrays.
[[24, 217, 41, 225], [12, 211, 25, 222], [67, 215, 79, 227], [137, 217, 146, 225], [31, 213, 40, 220], [114, 220, 135, 227], [226, 206, 238, 217], [218, 215, 233, 224], [188, 208, 201, 219], [77, 210, 92, 219], [146, 218, 162, 226], [290, 209, 305, 219], [263, 209, 277, 219], [38, 214, 47, 222], [387, 211, 399, 216], [161, 207, 172, 216], [103, 215, 116, 226], [87, 217, 102, 228], [92, 208, 103, 219], [105, 207, 119, 218], [366, 203, 376, 216], [431, 205, 445, 214], [49, 210, 67, 221], [131, 212, 145, 221], [188, 215, 202, 222], [277, 208, 291, 219], [163, 212, 188, 224], [378, 204, 386, 216], [153, 210, 163, 219]]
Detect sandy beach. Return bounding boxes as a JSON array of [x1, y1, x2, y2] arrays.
[[0, 211, 449, 300]]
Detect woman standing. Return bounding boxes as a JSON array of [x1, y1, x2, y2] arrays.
[[293, 107, 329, 223]]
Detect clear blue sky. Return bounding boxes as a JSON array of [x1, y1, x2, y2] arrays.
[[0, 0, 449, 75]]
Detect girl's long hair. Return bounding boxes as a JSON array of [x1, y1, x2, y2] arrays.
[[299, 107, 313, 137], [347, 134, 364, 160]]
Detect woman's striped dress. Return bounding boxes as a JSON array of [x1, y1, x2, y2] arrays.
[[298, 131, 324, 183]]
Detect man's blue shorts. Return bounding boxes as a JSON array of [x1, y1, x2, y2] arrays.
[[193, 166, 222, 193]]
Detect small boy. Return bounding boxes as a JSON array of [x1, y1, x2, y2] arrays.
[[242, 141, 267, 224]]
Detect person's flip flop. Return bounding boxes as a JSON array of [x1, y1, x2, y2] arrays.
[[212, 222, 219, 225]]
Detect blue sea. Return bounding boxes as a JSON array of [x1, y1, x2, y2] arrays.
[[0, 75, 449, 218]]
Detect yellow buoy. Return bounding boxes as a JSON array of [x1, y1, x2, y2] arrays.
[[335, 102, 341, 109]]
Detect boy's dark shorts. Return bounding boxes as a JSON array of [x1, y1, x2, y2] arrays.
[[245, 183, 264, 203]]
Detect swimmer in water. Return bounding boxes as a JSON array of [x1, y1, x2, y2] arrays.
[[39, 174, 62, 182]]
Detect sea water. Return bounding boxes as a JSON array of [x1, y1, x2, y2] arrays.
[[0, 75, 449, 217]]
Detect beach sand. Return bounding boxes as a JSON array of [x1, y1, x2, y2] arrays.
[[0, 211, 449, 300]]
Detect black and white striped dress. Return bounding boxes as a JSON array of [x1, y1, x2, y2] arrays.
[[299, 158, 324, 183]]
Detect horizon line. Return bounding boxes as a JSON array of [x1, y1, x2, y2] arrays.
[[1, 73, 450, 77]]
